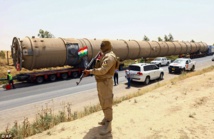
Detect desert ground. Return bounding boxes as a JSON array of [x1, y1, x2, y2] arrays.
[[26, 68, 214, 139]]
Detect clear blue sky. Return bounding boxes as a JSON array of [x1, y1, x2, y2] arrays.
[[0, 0, 213, 50]]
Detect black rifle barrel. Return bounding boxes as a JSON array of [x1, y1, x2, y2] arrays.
[[76, 51, 101, 85]]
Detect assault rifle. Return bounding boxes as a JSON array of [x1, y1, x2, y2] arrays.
[[76, 51, 101, 85]]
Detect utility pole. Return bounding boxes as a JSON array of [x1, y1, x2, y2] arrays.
[[7, 51, 9, 65]]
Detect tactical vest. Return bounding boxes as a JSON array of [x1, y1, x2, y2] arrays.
[[94, 51, 117, 79], [8, 74, 13, 80]]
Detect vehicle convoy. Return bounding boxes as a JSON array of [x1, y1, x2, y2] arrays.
[[168, 58, 196, 74], [10, 36, 210, 83], [207, 45, 214, 56], [128, 63, 164, 85], [150, 57, 171, 67], [179, 45, 214, 58]]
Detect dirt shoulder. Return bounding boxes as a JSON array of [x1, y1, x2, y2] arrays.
[[27, 69, 214, 139]]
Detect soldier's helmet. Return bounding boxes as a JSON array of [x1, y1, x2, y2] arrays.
[[100, 40, 112, 53]]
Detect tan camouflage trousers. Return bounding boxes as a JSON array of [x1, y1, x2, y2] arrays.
[[97, 78, 113, 122]]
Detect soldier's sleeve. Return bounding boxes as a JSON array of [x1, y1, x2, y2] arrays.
[[94, 59, 101, 68], [89, 55, 115, 75]]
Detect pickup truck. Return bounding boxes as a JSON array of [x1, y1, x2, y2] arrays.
[[168, 58, 196, 74], [150, 57, 171, 67]]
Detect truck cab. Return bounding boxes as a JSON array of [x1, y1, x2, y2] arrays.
[[168, 58, 196, 74], [150, 57, 171, 67]]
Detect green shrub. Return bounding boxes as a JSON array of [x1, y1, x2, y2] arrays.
[[0, 51, 5, 59]]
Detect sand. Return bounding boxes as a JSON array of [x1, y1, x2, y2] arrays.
[[27, 69, 214, 139]]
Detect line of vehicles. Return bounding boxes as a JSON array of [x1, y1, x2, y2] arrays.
[[150, 56, 197, 74], [13, 55, 206, 84], [7, 36, 214, 85], [126, 54, 214, 85]]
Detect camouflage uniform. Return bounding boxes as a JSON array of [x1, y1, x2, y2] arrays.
[[89, 40, 117, 135]]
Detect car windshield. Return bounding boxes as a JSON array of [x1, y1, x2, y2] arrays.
[[173, 59, 186, 64], [154, 58, 161, 61]]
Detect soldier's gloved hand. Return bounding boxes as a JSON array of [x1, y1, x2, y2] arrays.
[[83, 70, 90, 77]]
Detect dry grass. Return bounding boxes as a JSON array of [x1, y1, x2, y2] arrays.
[[0, 51, 15, 84]]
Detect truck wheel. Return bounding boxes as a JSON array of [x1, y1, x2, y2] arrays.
[[144, 76, 150, 85], [17, 74, 29, 81], [36, 76, 44, 84], [49, 74, 57, 82], [169, 70, 172, 74], [191, 65, 195, 71], [72, 72, 79, 78], [159, 73, 164, 80], [61, 73, 68, 80]]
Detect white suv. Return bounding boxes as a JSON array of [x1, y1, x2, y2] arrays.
[[128, 63, 164, 85]]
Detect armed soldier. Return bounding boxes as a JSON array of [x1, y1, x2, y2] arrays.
[[83, 40, 117, 135]]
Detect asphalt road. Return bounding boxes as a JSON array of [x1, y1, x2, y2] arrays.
[[0, 55, 213, 111]]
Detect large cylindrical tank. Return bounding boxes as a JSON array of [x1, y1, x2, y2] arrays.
[[11, 36, 208, 71]]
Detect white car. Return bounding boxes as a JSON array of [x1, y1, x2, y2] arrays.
[[127, 63, 164, 85], [150, 57, 171, 67], [168, 58, 196, 74]]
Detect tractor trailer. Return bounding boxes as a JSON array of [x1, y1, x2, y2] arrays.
[[11, 36, 209, 83]]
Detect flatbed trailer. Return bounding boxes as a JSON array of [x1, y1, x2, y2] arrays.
[[16, 68, 84, 84]]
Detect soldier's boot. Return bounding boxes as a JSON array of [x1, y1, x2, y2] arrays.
[[98, 118, 106, 125], [99, 121, 112, 135]]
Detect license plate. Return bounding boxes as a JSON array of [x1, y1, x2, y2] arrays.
[[172, 68, 175, 70]]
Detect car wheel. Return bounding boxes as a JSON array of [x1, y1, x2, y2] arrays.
[[61, 73, 68, 80], [49, 74, 57, 82], [144, 76, 150, 85], [36, 76, 44, 84], [169, 70, 172, 74], [159, 73, 164, 80]]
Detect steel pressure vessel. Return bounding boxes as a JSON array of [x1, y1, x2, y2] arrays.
[[11, 36, 208, 71]]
